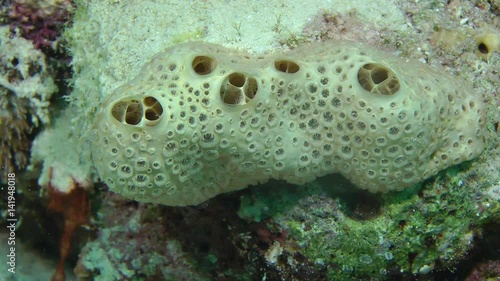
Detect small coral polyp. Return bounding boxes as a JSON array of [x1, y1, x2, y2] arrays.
[[90, 41, 486, 206]]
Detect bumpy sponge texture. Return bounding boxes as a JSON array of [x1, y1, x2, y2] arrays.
[[90, 41, 486, 206]]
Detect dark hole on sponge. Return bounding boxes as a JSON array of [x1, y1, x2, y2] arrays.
[[125, 100, 143, 125], [192, 56, 216, 75], [477, 43, 489, 54], [145, 109, 160, 121], [244, 77, 258, 99], [144, 96, 158, 106], [274, 60, 300, 73], [228, 72, 245, 87], [371, 67, 389, 84], [143, 96, 163, 122], [358, 63, 400, 95], [221, 88, 241, 105], [111, 101, 127, 122], [220, 73, 258, 105]]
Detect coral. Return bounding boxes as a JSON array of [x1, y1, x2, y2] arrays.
[[0, 25, 57, 125], [0, 25, 57, 182], [0, 0, 74, 184], [236, 164, 500, 280], [90, 41, 485, 206], [465, 260, 500, 281], [8, 0, 74, 50], [0, 91, 31, 182], [75, 193, 211, 281]]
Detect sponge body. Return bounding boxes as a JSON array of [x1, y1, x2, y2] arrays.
[[90, 41, 485, 206]]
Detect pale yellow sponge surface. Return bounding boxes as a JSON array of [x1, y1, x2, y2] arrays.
[[90, 41, 486, 206]]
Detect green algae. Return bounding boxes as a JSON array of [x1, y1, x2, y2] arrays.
[[238, 162, 500, 279]]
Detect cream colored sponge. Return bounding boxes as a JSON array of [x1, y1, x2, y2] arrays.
[[90, 41, 486, 206]]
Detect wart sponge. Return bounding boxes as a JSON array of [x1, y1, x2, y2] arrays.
[[90, 41, 486, 206]]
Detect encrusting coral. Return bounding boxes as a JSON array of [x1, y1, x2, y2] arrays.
[[0, 25, 57, 182], [90, 41, 486, 206], [8, 0, 74, 50], [0, 92, 31, 182]]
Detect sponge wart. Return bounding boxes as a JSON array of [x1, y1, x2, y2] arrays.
[[90, 41, 486, 206]]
